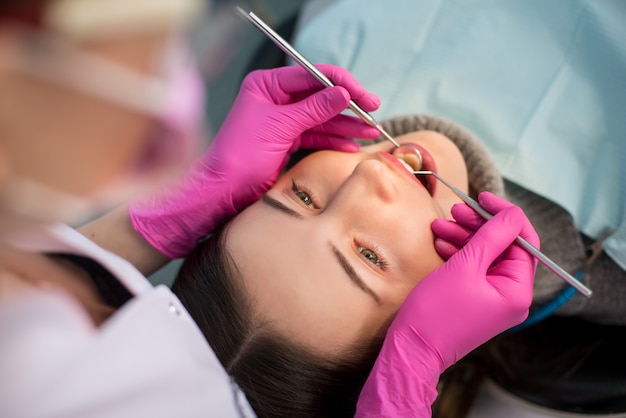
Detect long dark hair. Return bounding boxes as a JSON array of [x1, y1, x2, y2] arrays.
[[172, 225, 383, 418]]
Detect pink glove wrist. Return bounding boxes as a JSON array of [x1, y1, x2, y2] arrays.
[[356, 331, 441, 418], [129, 169, 236, 259]]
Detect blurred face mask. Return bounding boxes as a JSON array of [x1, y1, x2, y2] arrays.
[[0, 0, 206, 225]]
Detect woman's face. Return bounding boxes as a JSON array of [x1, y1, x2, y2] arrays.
[[226, 130, 469, 355]]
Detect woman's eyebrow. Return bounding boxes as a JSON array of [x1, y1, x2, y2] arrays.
[[261, 195, 381, 304], [261, 194, 303, 219], [330, 244, 382, 305]]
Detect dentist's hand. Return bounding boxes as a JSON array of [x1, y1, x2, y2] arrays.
[[356, 193, 539, 417], [130, 65, 381, 258]]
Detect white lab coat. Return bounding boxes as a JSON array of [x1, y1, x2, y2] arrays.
[[0, 224, 256, 418]]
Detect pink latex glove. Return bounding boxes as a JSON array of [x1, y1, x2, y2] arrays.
[[356, 192, 539, 417], [130, 65, 381, 258]]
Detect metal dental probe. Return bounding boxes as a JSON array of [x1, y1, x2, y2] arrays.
[[414, 170, 593, 298], [235, 6, 423, 170]]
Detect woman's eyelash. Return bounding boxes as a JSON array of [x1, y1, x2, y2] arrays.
[[356, 242, 389, 271], [291, 179, 320, 209]]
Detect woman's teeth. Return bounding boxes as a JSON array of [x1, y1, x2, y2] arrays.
[[395, 154, 431, 193], [396, 157, 414, 174], [395, 153, 422, 172], [400, 153, 421, 171]]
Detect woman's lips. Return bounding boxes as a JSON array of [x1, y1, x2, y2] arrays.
[[379, 143, 438, 195], [407, 143, 437, 195], [378, 151, 434, 194]]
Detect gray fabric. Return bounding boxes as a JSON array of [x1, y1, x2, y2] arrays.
[[368, 114, 626, 325]]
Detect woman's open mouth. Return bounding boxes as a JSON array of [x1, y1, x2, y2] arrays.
[[390, 144, 437, 195]]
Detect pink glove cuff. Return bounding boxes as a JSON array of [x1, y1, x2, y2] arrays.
[[129, 173, 236, 259], [356, 331, 440, 418]]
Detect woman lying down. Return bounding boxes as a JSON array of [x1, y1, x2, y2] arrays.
[[171, 114, 537, 417]]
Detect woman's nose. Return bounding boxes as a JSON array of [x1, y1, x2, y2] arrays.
[[352, 159, 399, 203]]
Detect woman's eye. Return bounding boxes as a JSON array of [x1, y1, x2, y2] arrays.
[[357, 245, 388, 270], [359, 247, 380, 266], [295, 190, 313, 206], [291, 179, 316, 207]]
